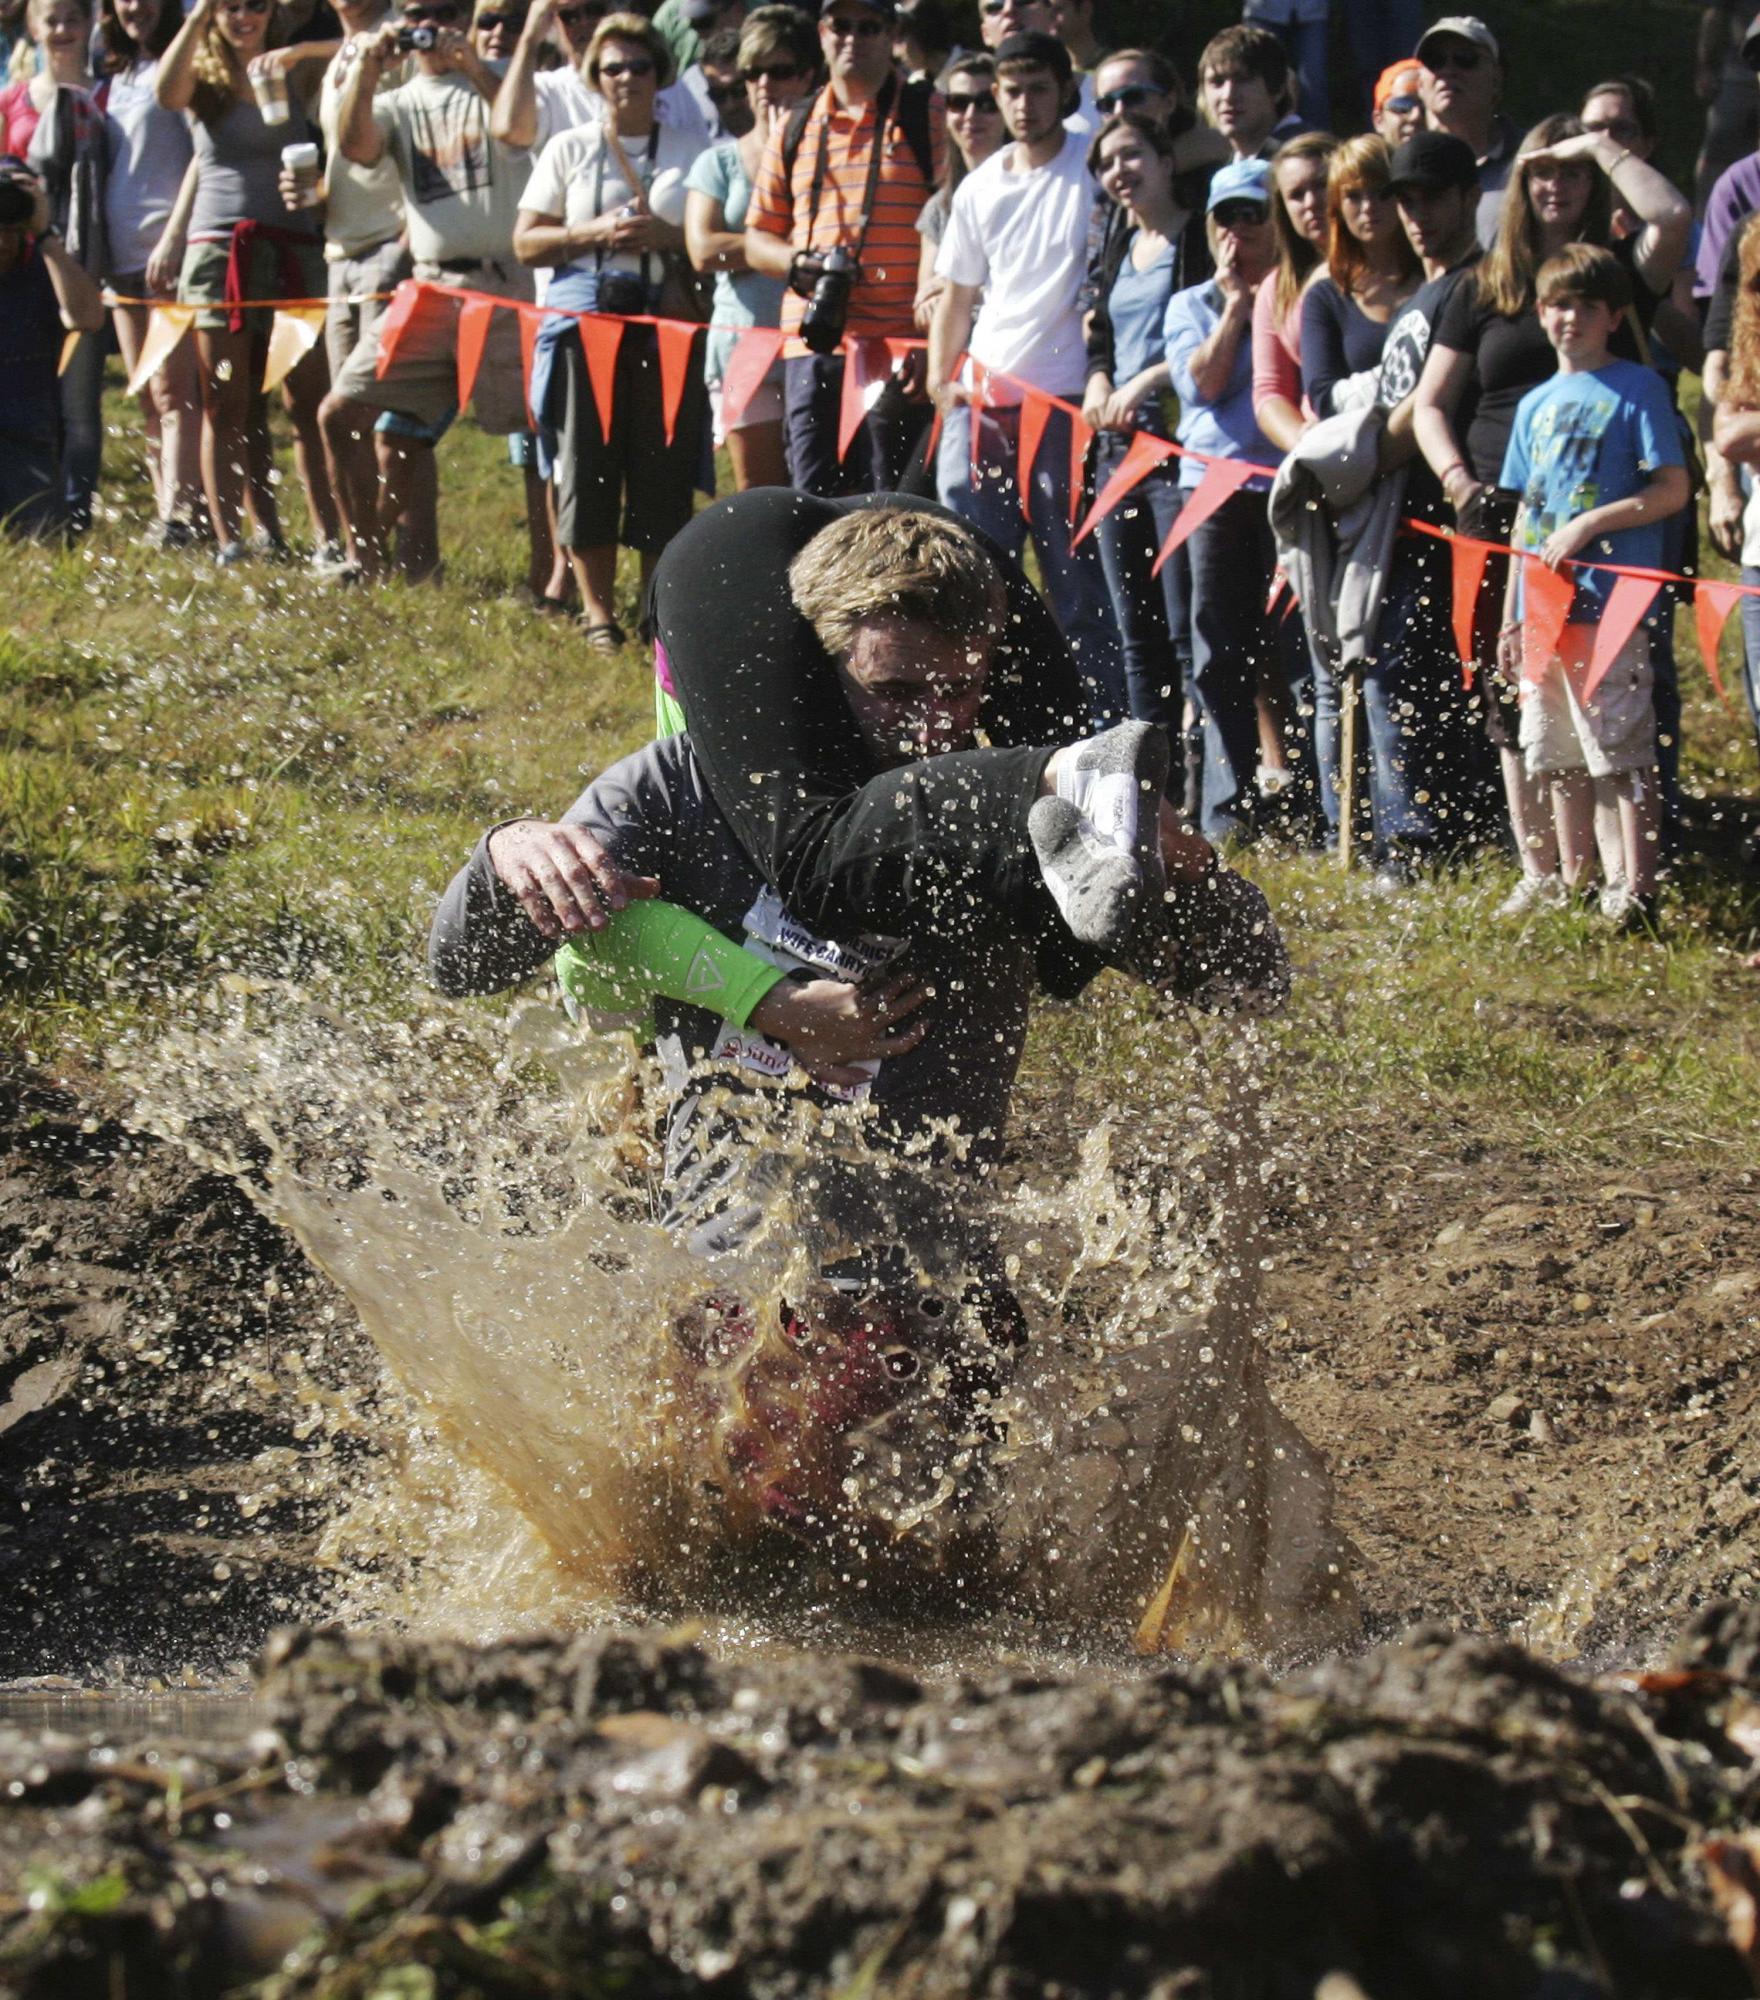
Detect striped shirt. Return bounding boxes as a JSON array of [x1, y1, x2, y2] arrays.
[[747, 78, 943, 350]]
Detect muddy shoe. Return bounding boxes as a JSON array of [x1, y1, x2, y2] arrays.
[[1031, 795, 1162, 952]]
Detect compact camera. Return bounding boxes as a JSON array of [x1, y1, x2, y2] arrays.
[[798, 245, 857, 356], [395, 23, 438, 50], [595, 268, 648, 316]]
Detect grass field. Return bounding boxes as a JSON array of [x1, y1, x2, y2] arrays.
[[3, 375, 1756, 1172]]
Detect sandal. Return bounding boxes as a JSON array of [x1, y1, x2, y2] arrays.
[[578, 618, 627, 653]]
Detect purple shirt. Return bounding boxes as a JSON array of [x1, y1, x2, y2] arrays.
[[1697, 152, 1760, 297]]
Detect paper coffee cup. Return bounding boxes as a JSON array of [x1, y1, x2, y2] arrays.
[[251, 61, 290, 124], [282, 140, 321, 208]]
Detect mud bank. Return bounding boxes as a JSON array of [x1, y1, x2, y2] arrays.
[[7, 1611, 1760, 1998]]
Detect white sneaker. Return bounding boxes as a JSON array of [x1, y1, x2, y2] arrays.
[[1495, 873, 1568, 918], [1597, 881, 1632, 923]]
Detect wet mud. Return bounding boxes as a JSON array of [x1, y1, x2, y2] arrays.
[[3, 1074, 1760, 1994]]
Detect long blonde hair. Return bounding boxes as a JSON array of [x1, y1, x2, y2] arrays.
[[1269, 129, 1337, 319], [188, 0, 287, 124], [1726, 212, 1760, 411], [1475, 113, 1614, 318]]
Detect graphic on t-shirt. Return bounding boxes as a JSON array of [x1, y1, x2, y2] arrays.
[[405, 97, 494, 208], [1376, 302, 1430, 406], [1514, 389, 1614, 556]]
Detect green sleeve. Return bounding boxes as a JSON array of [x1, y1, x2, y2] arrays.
[[654, 678, 687, 739], [554, 899, 787, 1029]]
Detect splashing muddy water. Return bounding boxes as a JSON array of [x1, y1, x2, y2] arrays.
[[122, 980, 1358, 1672]]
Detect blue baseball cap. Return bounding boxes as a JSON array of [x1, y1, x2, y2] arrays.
[[1206, 157, 1272, 215]]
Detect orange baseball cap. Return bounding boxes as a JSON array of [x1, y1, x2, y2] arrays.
[[1374, 59, 1423, 114]]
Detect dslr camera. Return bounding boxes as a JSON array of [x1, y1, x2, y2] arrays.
[[395, 22, 438, 49], [798, 245, 857, 356]]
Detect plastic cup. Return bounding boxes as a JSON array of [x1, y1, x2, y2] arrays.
[[251, 60, 290, 125], [282, 140, 321, 208]]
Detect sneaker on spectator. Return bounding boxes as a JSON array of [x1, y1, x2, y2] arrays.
[[1495, 873, 1568, 918], [214, 540, 252, 569], [309, 539, 351, 576], [1598, 885, 1663, 936], [248, 531, 294, 564]]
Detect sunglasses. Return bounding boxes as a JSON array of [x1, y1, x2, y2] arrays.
[[1211, 202, 1265, 227], [1424, 42, 1484, 70], [824, 14, 887, 35], [945, 89, 997, 114], [979, 0, 1012, 13], [1095, 82, 1156, 113], [474, 10, 523, 27], [1384, 92, 1421, 114], [402, 4, 458, 18], [740, 61, 801, 81], [597, 55, 654, 74]]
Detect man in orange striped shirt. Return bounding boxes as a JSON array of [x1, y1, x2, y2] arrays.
[[744, 0, 943, 494]]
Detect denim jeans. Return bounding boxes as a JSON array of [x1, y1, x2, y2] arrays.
[[1308, 532, 1499, 858], [1739, 566, 1760, 762], [938, 398, 1127, 728], [59, 327, 105, 534], [784, 354, 928, 499], [1091, 426, 1188, 740], [1185, 483, 1282, 842]]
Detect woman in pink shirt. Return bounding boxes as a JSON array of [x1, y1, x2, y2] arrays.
[[1252, 127, 1334, 451]]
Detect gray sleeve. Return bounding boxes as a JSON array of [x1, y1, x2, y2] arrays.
[[425, 743, 684, 997], [1137, 864, 1292, 1014]]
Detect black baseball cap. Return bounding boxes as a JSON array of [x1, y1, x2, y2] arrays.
[[1386, 130, 1479, 194], [819, 0, 897, 16], [994, 27, 1071, 80]]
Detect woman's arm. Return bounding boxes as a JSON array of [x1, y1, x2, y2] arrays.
[[1252, 274, 1305, 451], [156, 0, 219, 111], [913, 223, 943, 333], [1532, 131, 1690, 295], [513, 199, 635, 267], [685, 185, 744, 275], [1411, 339, 1480, 508], [145, 153, 200, 293], [1298, 276, 1351, 420], [490, 0, 554, 148]]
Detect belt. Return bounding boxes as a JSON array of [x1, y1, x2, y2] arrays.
[[434, 257, 509, 277]]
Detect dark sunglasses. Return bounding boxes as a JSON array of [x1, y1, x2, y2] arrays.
[[597, 55, 655, 75], [824, 13, 888, 35], [979, 0, 1011, 13], [944, 90, 998, 114], [1095, 82, 1157, 113], [1424, 41, 1484, 70], [402, 4, 459, 18], [1211, 201, 1266, 227], [1384, 92, 1421, 115], [740, 61, 801, 81], [474, 10, 524, 27]]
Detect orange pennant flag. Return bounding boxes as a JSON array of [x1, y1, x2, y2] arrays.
[[1067, 406, 1092, 528], [1449, 535, 1492, 674], [1519, 557, 1576, 683], [454, 295, 497, 411], [1016, 389, 1050, 523], [1150, 458, 1256, 575], [373, 278, 431, 378], [1073, 429, 1177, 546], [579, 312, 624, 440], [261, 305, 325, 394], [1694, 578, 1742, 706], [125, 304, 196, 394], [719, 325, 784, 431], [836, 336, 889, 462], [1582, 572, 1662, 701], [654, 319, 700, 447]]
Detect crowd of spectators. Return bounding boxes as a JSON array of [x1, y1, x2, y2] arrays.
[[3, 0, 1760, 928]]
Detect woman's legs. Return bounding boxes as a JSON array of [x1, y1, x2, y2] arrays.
[[728, 419, 788, 491], [115, 301, 204, 529], [570, 544, 620, 628], [1186, 492, 1272, 843], [195, 326, 258, 549], [282, 339, 343, 550], [1092, 439, 1181, 740]]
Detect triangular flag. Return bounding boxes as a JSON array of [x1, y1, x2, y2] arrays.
[[373, 278, 434, 378], [454, 294, 497, 411], [1073, 429, 1177, 546], [654, 318, 700, 447], [1016, 390, 1051, 524], [967, 360, 987, 475], [719, 326, 784, 432], [1067, 405, 1091, 528], [1694, 579, 1741, 706], [1449, 535, 1492, 674], [125, 304, 195, 395], [1150, 458, 1256, 575], [836, 336, 889, 463], [1519, 557, 1576, 684], [579, 312, 624, 441], [59, 330, 83, 377], [261, 305, 325, 394], [1582, 573, 1663, 701], [517, 304, 540, 425]]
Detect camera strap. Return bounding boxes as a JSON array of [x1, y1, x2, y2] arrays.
[[803, 70, 897, 267], [592, 120, 661, 293]]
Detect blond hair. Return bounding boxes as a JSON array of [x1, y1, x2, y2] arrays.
[[1324, 132, 1418, 298], [1476, 113, 1613, 318], [788, 508, 1006, 658], [584, 11, 674, 88]]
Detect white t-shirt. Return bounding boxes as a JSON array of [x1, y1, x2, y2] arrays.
[[935, 127, 1093, 400], [101, 60, 193, 276], [319, 35, 411, 260], [522, 115, 699, 278], [372, 69, 532, 266], [532, 61, 709, 150]]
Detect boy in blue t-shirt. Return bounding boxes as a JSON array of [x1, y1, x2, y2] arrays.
[[1495, 243, 1689, 931]]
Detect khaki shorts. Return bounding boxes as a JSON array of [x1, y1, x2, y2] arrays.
[[330, 260, 533, 436], [179, 231, 325, 334], [324, 239, 413, 380], [1520, 628, 1656, 778]]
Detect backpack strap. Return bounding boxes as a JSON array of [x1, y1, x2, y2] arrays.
[[779, 73, 936, 192]]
